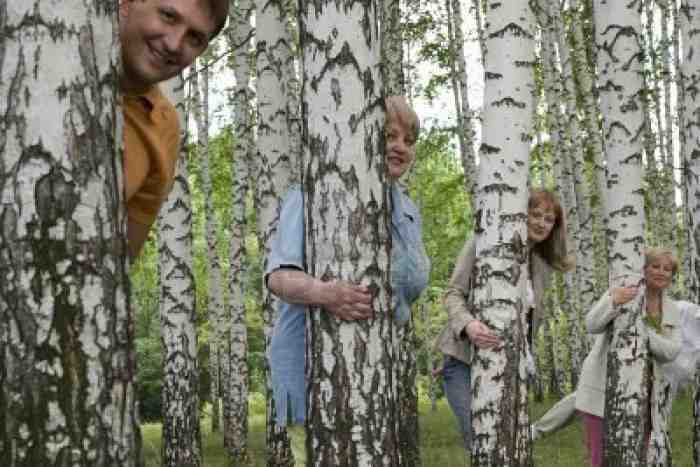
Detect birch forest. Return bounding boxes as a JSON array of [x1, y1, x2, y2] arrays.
[[7, 0, 700, 466]]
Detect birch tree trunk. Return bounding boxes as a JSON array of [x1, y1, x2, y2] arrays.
[[469, 1, 536, 465], [446, 0, 477, 201], [570, 0, 609, 287], [300, 0, 395, 462], [158, 75, 201, 467], [192, 59, 222, 434], [382, 2, 420, 463], [0, 3, 140, 465], [680, 1, 700, 463], [382, 0, 403, 95], [594, 1, 654, 464], [255, 0, 297, 463], [225, 0, 255, 460]]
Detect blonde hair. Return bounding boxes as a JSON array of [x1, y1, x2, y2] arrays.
[[529, 189, 574, 272], [385, 96, 420, 141], [645, 247, 679, 275]]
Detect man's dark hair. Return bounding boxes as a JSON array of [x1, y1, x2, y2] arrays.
[[207, 0, 229, 39]]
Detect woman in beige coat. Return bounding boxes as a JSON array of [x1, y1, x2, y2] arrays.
[[435, 189, 573, 449], [576, 247, 681, 467]]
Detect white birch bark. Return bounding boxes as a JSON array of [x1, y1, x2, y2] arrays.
[[680, 1, 700, 463], [225, 0, 255, 460], [300, 0, 395, 462], [555, 3, 593, 366], [255, 0, 297, 462], [382, 0, 404, 95], [659, 1, 677, 249], [446, 0, 477, 201], [0, 3, 139, 465], [192, 59, 222, 434], [570, 0, 609, 287], [158, 75, 201, 467], [594, 1, 654, 464], [469, 1, 536, 465]]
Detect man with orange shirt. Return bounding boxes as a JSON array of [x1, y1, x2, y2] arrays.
[[120, 0, 228, 258]]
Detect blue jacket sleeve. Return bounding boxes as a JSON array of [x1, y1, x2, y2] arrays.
[[265, 186, 305, 278]]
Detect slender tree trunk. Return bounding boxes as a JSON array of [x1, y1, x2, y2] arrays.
[[469, 1, 536, 465], [659, 0, 677, 250], [0, 4, 140, 465], [300, 0, 396, 462], [396, 319, 421, 467], [446, 0, 477, 202], [570, 0, 609, 287], [680, 2, 700, 464], [255, 0, 297, 463], [158, 75, 202, 467], [382, 0, 404, 95], [594, 1, 653, 464], [192, 59, 222, 434], [224, 0, 255, 461]]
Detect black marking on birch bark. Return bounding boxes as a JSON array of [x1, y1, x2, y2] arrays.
[[330, 77, 342, 108], [479, 143, 500, 155], [485, 71, 502, 80], [481, 182, 518, 195], [598, 79, 624, 93], [488, 22, 534, 40], [514, 60, 536, 68], [491, 97, 527, 109], [348, 97, 383, 134], [608, 204, 641, 218], [309, 41, 363, 93], [607, 120, 633, 138], [599, 25, 641, 63]]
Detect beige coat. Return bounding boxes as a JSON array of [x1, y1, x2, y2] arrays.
[[434, 239, 554, 363], [575, 292, 682, 418]]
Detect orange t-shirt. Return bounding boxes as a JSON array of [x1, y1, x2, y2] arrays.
[[123, 85, 180, 226]]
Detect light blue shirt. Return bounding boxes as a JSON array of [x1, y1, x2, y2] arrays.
[[266, 185, 430, 425]]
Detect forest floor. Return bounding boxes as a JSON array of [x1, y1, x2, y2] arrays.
[[142, 390, 694, 466]]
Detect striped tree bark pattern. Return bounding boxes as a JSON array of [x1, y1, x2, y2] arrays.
[[0, 3, 139, 465], [300, 0, 395, 462], [680, 1, 700, 464], [192, 59, 223, 434], [225, 0, 255, 461], [254, 0, 297, 462], [158, 75, 202, 467], [469, 1, 536, 465], [593, 1, 653, 464]]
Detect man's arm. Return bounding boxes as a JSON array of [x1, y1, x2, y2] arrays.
[[127, 220, 151, 260]]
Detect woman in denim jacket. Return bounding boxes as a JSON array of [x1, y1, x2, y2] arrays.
[[435, 189, 573, 450], [265, 96, 430, 464]]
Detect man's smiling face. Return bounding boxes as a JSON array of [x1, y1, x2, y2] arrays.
[[119, 0, 216, 92]]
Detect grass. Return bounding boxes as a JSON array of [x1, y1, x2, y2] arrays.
[[143, 390, 695, 466]]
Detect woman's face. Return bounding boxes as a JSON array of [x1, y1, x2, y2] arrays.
[[527, 203, 556, 244], [385, 120, 416, 180], [645, 256, 674, 292]]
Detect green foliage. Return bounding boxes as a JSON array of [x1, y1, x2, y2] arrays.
[[132, 126, 269, 421], [409, 128, 472, 289]]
